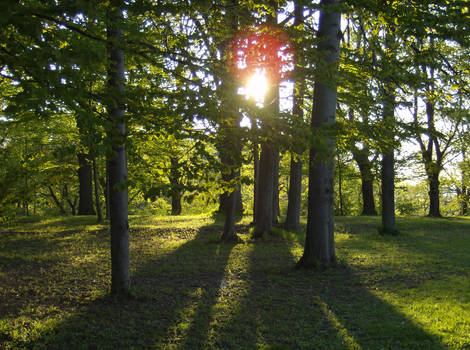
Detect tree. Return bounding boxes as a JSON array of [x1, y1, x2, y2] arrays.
[[284, 1, 305, 232], [297, 0, 341, 267], [106, 1, 130, 295]]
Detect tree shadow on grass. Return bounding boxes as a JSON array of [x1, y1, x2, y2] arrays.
[[207, 238, 447, 349], [18, 223, 240, 349], [3, 219, 449, 349]]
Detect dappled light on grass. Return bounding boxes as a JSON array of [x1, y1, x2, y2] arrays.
[[319, 299, 361, 349], [1, 215, 469, 348]]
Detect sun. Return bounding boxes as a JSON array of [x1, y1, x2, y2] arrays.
[[245, 71, 268, 102]]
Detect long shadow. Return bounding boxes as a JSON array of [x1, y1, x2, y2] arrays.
[[19, 222, 238, 349], [2, 217, 452, 349], [209, 237, 447, 349]]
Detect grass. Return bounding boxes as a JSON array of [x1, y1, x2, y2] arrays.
[[0, 214, 469, 349]]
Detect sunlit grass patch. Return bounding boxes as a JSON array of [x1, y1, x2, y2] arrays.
[[1, 214, 469, 349]]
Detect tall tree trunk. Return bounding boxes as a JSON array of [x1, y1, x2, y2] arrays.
[[284, 3, 304, 230], [93, 157, 103, 222], [428, 171, 442, 217], [107, 3, 130, 295], [461, 185, 469, 216], [77, 153, 96, 215], [272, 149, 280, 225], [169, 156, 183, 215], [219, 0, 242, 242], [336, 154, 344, 216], [100, 171, 111, 220], [284, 153, 302, 231], [254, 142, 275, 237], [353, 150, 377, 215], [297, 0, 341, 267], [381, 89, 397, 234], [219, 185, 242, 214], [381, 152, 396, 230], [252, 142, 260, 224]]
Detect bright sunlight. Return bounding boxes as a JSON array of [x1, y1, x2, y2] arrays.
[[245, 71, 268, 103]]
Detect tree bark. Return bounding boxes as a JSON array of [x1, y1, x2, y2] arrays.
[[336, 154, 344, 216], [284, 154, 302, 231], [77, 153, 96, 215], [252, 142, 260, 224], [272, 149, 280, 225], [253, 142, 275, 237], [381, 88, 397, 233], [381, 152, 396, 231], [461, 185, 469, 215], [353, 150, 377, 216], [297, 0, 340, 267], [107, 3, 130, 295], [219, 186, 242, 214], [284, 3, 304, 231], [171, 191, 182, 215], [428, 171, 442, 217], [169, 156, 183, 215], [93, 157, 103, 222]]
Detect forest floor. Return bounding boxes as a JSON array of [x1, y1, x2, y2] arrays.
[[0, 214, 469, 349]]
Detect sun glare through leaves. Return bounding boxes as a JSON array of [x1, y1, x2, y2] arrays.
[[228, 23, 295, 102]]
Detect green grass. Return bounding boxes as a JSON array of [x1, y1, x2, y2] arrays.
[[0, 215, 469, 349]]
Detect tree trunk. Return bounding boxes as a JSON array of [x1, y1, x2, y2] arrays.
[[336, 154, 344, 216], [107, 3, 130, 296], [169, 156, 183, 215], [381, 88, 397, 234], [284, 154, 302, 231], [171, 192, 182, 215], [77, 153, 96, 215], [297, 0, 340, 268], [428, 171, 442, 217], [284, 3, 304, 230], [219, 185, 242, 214], [381, 152, 396, 232], [353, 151, 377, 216], [253, 142, 260, 224], [100, 171, 111, 220], [93, 157, 103, 222], [253, 142, 275, 238], [461, 185, 469, 216], [272, 149, 280, 225]]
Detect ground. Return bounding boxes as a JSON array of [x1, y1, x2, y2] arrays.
[[0, 214, 469, 349]]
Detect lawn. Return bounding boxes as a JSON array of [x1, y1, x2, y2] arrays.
[[0, 214, 469, 349]]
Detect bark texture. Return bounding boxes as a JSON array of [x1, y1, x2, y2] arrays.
[[297, 0, 340, 267], [107, 3, 130, 295], [169, 157, 183, 215], [284, 4, 305, 231], [93, 157, 103, 222], [352, 149, 377, 216], [272, 149, 280, 225], [252, 142, 260, 224], [253, 142, 275, 237], [77, 153, 96, 215], [381, 88, 397, 233]]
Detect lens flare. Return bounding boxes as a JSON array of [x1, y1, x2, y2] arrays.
[[246, 70, 268, 102], [228, 24, 295, 86]]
